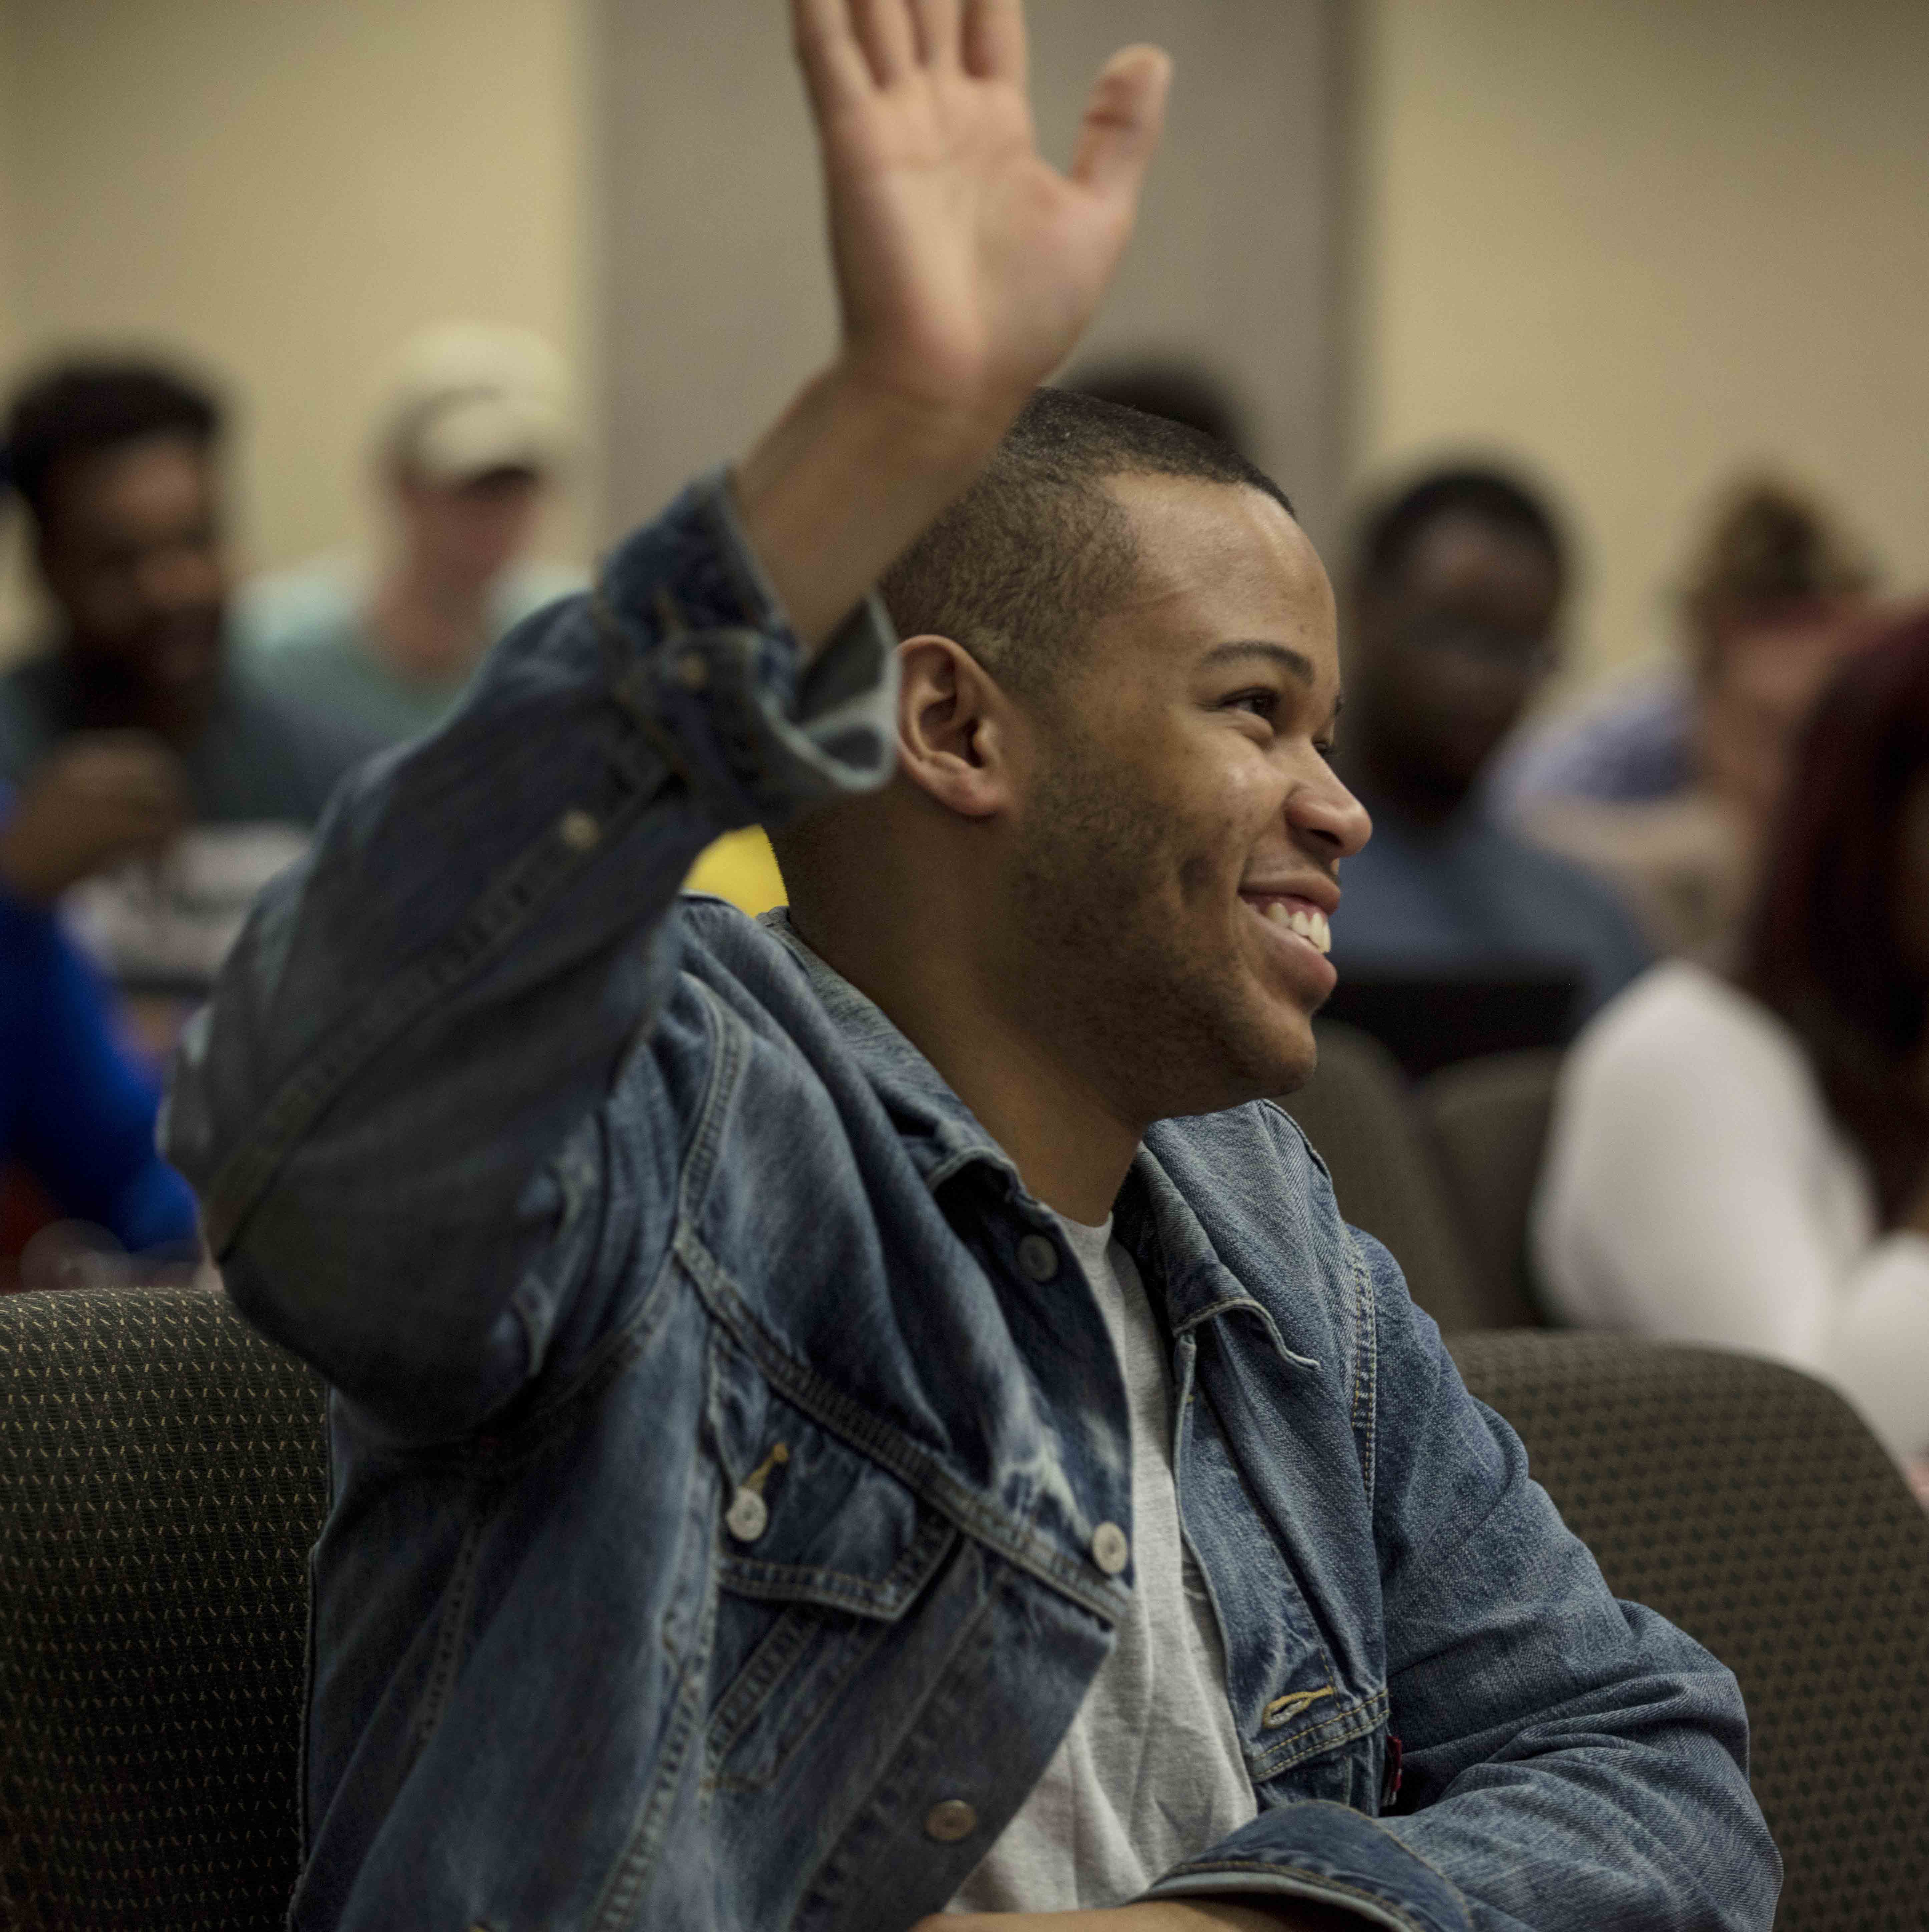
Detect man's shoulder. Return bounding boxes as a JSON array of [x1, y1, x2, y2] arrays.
[[1476, 811, 1645, 929], [495, 560, 591, 632], [1494, 672, 1693, 810], [199, 664, 391, 822], [231, 554, 364, 658], [1569, 960, 1802, 1099]]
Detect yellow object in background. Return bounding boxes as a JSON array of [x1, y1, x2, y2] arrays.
[[684, 827, 787, 916]]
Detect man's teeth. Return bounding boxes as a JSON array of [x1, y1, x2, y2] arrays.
[[1261, 900, 1331, 955]]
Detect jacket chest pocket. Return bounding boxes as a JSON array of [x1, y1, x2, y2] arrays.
[[701, 1332, 957, 1794]]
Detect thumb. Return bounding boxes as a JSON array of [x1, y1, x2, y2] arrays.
[[1069, 44, 1171, 208]]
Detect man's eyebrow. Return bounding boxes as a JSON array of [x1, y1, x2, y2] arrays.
[[1199, 639, 1318, 685]]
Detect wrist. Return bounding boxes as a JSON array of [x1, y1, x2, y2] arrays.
[[816, 350, 1027, 470], [734, 361, 1022, 655]]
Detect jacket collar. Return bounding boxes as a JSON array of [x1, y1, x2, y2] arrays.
[[758, 908, 1289, 1350], [758, 907, 1028, 1200]]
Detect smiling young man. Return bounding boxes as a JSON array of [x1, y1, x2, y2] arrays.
[[165, 3, 1777, 1929]]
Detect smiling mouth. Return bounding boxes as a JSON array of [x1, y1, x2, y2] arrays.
[[1241, 895, 1332, 955]]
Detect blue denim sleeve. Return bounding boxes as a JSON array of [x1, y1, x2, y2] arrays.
[[162, 472, 898, 1441], [1150, 1232, 1778, 1932], [1364, 1231, 1778, 1930]]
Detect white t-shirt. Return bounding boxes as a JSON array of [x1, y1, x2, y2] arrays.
[[945, 1213, 1257, 1914], [1535, 960, 1929, 1462]]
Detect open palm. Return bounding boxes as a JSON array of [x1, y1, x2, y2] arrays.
[[795, 0, 1170, 422]]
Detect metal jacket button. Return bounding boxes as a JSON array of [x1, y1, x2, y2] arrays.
[[924, 1799, 978, 1842], [725, 1442, 789, 1544], [725, 1490, 769, 1541], [1016, 1233, 1060, 1282], [1090, 1521, 1130, 1575], [557, 808, 600, 852]]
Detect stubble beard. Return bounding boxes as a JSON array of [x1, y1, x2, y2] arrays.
[[1006, 731, 1312, 1124]]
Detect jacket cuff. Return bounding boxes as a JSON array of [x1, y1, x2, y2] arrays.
[[1147, 1801, 1471, 1932], [596, 466, 900, 830]]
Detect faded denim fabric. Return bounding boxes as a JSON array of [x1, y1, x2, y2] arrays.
[[164, 473, 1779, 1932]]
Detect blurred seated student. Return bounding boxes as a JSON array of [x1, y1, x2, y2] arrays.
[[237, 323, 584, 748], [0, 361, 382, 1045], [1493, 481, 1875, 956], [1535, 608, 1929, 1492], [1330, 467, 1650, 1026], [1, 781, 198, 1277], [222, 332, 816, 918]]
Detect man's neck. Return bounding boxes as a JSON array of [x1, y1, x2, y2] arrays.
[[794, 902, 1143, 1224]]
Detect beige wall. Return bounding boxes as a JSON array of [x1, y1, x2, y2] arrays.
[[0, 0, 596, 666], [0, 7, 18, 365], [599, 0, 1350, 547], [1350, 0, 1929, 686], [0, 6, 29, 653]]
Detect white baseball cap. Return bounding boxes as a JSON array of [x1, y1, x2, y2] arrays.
[[376, 323, 575, 485]]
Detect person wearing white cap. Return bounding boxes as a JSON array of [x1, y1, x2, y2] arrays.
[[237, 323, 586, 745]]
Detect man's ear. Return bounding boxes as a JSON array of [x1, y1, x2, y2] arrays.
[[895, 633, 1028, 821]]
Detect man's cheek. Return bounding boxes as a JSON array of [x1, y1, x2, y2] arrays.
[[1212, 755, 1288, 849]]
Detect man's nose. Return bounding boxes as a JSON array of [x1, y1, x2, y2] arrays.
[[1289, 770, 1372, 860]]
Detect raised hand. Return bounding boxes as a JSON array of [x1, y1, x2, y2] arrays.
[[736, 0, 1170, 650], [795, 0, 1170, 425]]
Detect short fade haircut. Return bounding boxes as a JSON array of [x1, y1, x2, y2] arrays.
[[2, 360, 222, 527], [1352, 465, 1566, 595], [880, 386, 1293, 701]]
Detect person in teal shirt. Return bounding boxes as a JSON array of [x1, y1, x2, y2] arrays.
[[238, 324, 585, 746]]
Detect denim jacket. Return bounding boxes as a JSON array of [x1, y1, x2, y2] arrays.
[[165, 474, 1778, 1932]]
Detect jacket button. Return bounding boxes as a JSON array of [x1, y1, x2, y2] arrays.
[[924, 1799, 979, 1842], [557, 808, 601, 852], [725, 1490, 769, 1542], [1016, 1233, 1060, 1282], [1090, 1521, 1130, 1575], [676, 650, 709, 691]]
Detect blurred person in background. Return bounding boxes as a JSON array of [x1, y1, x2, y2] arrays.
[[238, 323, 584, 747], [0, 360, 381, 1041], [1536, 608, 1929, 1494], [1, 776, 199, 1285], [1330, 466, 1650, 1027], [1494, 480, 1877, 956], [231, 324, 819, 918]]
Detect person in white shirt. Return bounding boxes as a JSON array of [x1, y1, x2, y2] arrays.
[[1536, 607, 1929, 1488]]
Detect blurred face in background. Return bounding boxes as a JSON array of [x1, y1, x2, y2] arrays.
[[35, 431, 228, 720], [1697, 600, 1869, 833], [393, 464, 544, 594], [1350, 511, 1562, 809]]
